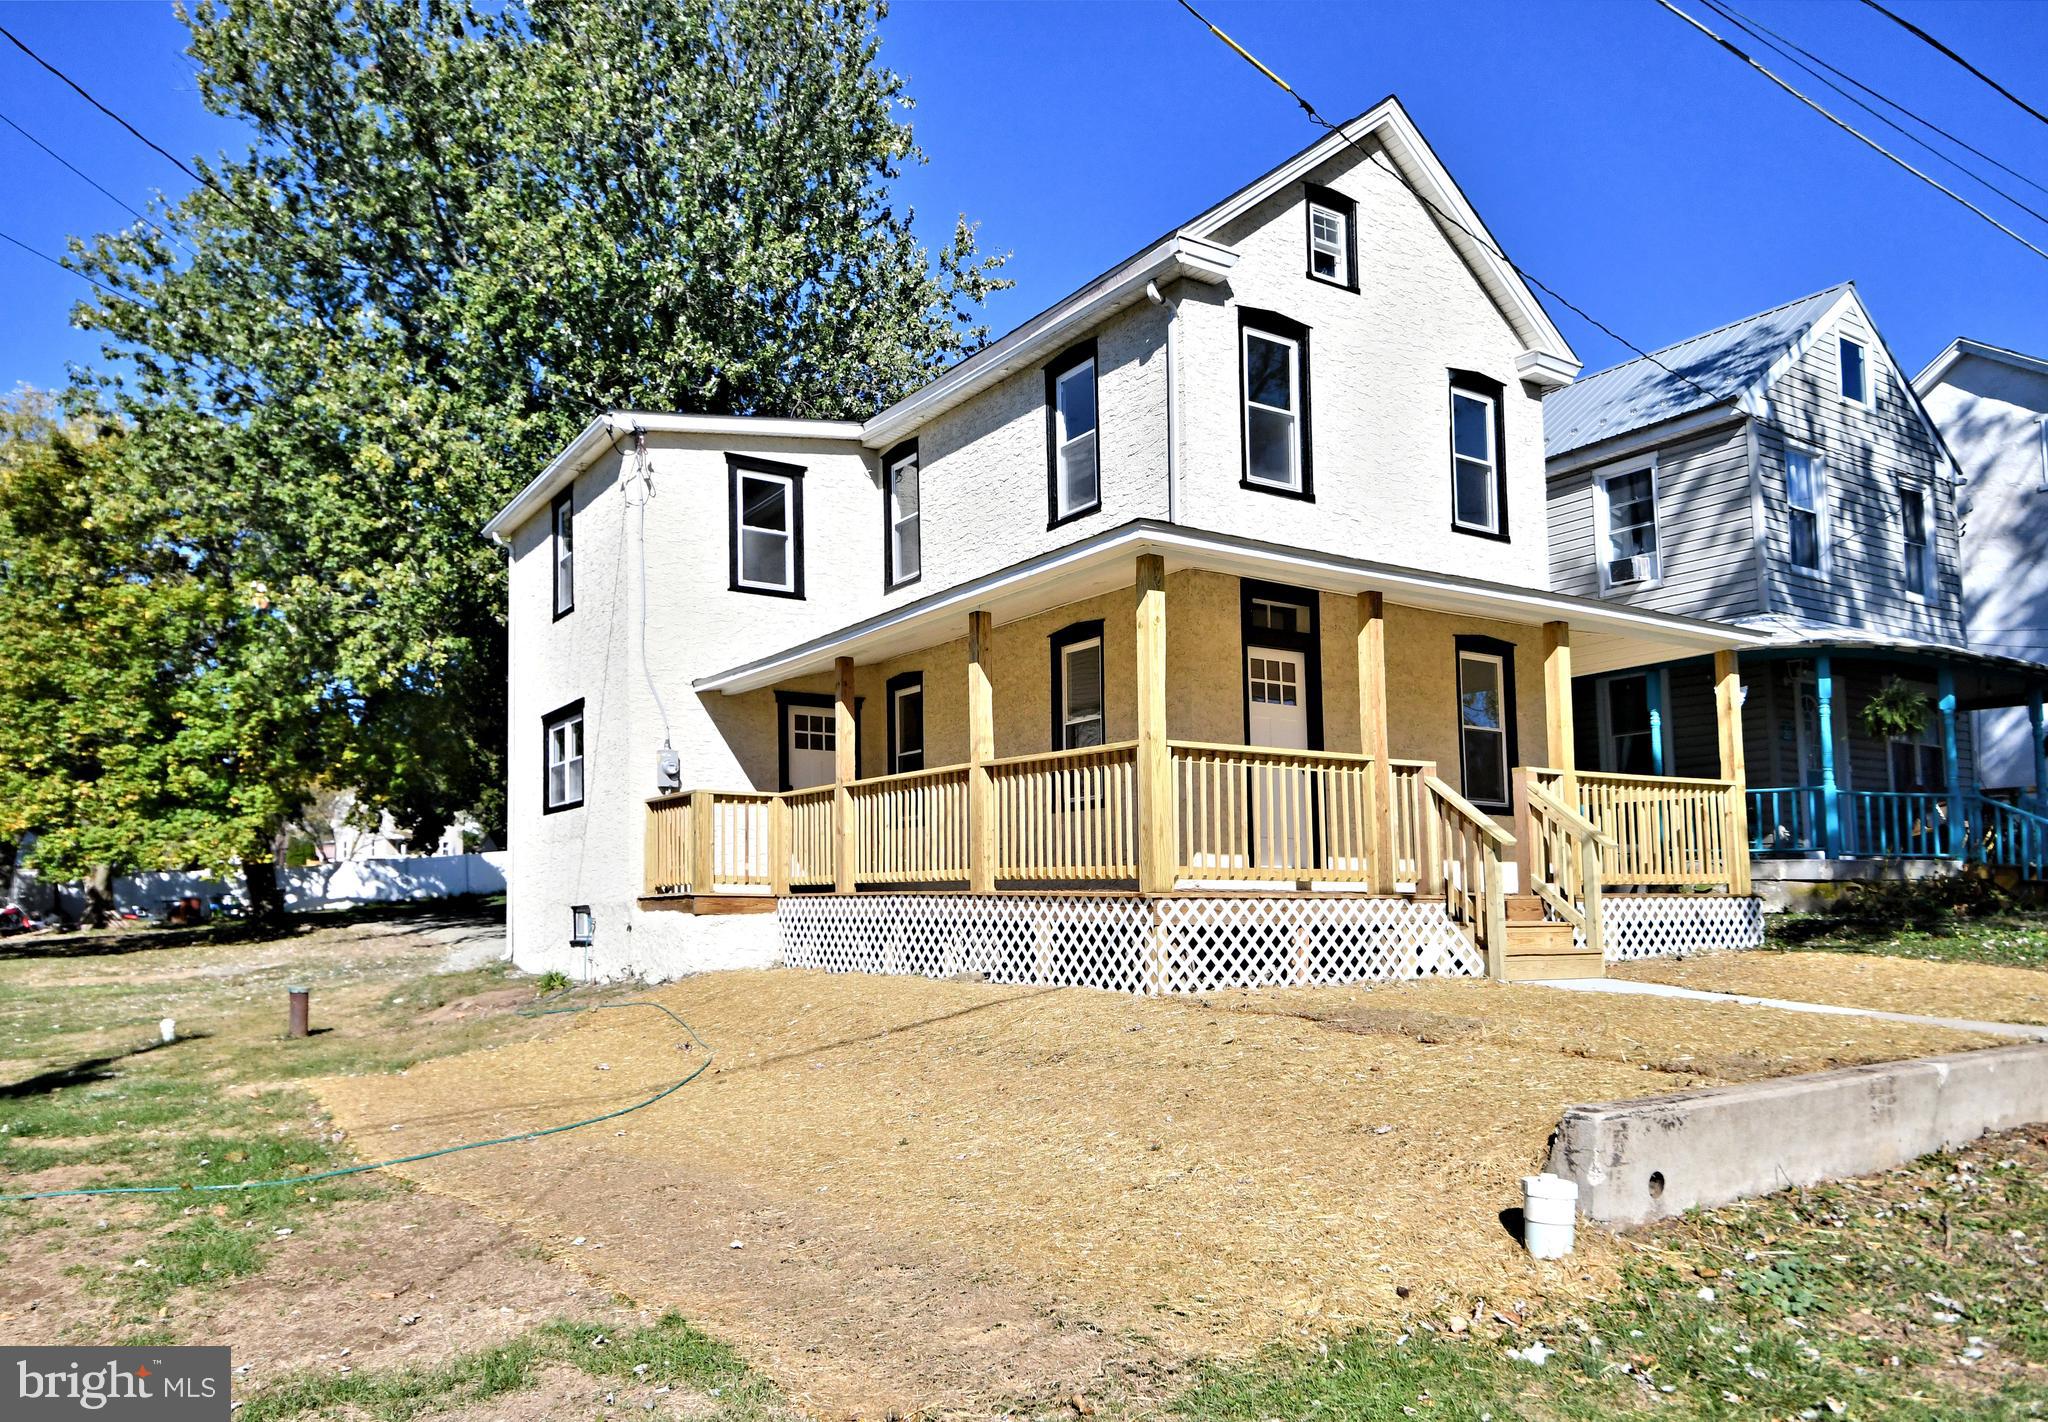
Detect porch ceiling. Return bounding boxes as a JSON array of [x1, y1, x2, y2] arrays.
[[693, 520, 1762, 694]]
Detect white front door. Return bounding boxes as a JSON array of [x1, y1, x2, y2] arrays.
[[786, 707, 837, 790], [1247, 647, 1313, 871]]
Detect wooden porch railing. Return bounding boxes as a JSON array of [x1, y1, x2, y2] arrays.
[[1520, 773, 1608, 955], [1416, 771, 1514, 974], [1532, 767, 1744, 891], [849, 764, 970, 884], [785, 786, 836, 889], [988, 741, 1138, 881], [1169, 741, 1377, 883], [1388, 760, 1433, 887]]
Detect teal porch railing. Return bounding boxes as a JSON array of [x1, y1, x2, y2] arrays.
[[1969, 795, 2048, 879], [1748, 785, 2048, 879]]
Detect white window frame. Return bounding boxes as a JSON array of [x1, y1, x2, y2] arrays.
[[1839, 335, 1872, 408], [1058, 635, 1106, 749], [551, 491, 574, 617], [734, 466, 799, 594], [889, 681, 924, 774], [1456, 650, 1510, 810], [1450, 387, 1500, 535], [1053, 357, 1099, 522], [887, 448, 920, 588], [1241, 326, 1303, 493], [1784, 445, 1830, 577], [543, 705, 585, 813], [1307, 202, 1349, 286], [1898, 478, 1934, 602], [1594, 457, 1662, 591]]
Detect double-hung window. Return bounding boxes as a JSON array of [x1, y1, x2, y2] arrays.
[[542, 700, 585, 813], [1051, 622, 1106, 750], [887, 673, 925, 774], [1599, 463, 1659, 587], [1240, 310, 1312, 496], [1839, 336, 1870, 406], [1047, 344, 1100, 525], [1303, 185, 1356, 289], [884, 441, 920, 589], [1901, 484, 1931, 598], [1455, 643, 1514, 812], [1449, 371, 1507, 537], [1786, 448, 1826, 573], [728, 454, 804, 597], [550, 489, 574, 618]]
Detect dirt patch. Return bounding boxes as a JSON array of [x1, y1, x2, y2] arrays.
[[1614, 949, 2048, 1026], [309, 969, 1997, 1415], [419, 985, 536, 1025]]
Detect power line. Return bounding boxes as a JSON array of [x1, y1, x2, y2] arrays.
[[1654, 0, 2048, 264], [0, 21, 204, 186], [1169, 0, 1724, 402], [1699, 0, 2048, 229], [1859, 0, 2048, 131], [1714, 0, 2048, 203], [0, 225, 154, 313], [0, 108, 197, 256]]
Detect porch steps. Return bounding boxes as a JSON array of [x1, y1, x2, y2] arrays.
[[1500, 894, 1604, 982]]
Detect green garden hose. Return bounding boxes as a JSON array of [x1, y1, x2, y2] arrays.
[[0, 999, 709, 1203]]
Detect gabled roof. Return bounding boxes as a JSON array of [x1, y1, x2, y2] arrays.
[[1914, 336, 2048, 393], [1543, 285, 1850, 460]]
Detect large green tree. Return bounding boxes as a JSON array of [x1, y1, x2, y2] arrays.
[[61, 0, 1005, 855]]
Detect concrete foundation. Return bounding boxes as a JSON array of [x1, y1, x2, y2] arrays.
[[1549, 1043, 2048, 1226]]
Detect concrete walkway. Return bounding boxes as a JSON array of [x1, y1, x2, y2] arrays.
[[1539, 975, 2048, 1042]]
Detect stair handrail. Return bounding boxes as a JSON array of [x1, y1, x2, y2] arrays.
[[1420, 773, 1515, 978], [1523, 778, 1610, 959], [1967, 790, 2048, 879]]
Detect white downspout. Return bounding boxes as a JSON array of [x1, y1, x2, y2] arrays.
[[1147, 280, 1180, 524]]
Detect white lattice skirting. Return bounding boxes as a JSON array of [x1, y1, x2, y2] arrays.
[[1597, 894, 1766, 962], [777, 894, 1485, 996]]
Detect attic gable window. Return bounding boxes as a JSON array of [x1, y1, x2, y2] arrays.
[[1046, 342, 1100, 527], [1839, 336, 1871, 407], [1303, 185, 1357, 290]]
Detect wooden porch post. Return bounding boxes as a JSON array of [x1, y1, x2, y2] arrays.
[[690, 789, 715, 896], [2030, 685, 2048, 809], [1816, 654, 1841, 859], [967, 611, 996, 893], [833, 655, 857, 893], [1939, 666, 1964, 863], [1542, 621, 1576, 801], [1358, 592, 1396, 893], [1714, 649, 1753, 895], [1135, 554, 1174, 894]]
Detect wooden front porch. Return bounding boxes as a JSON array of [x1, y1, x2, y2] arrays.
[[646, 555, 1759, 981]]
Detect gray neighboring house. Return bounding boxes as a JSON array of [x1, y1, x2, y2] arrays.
[[1544, 284, 2048, 898], [1915, 339, 2048, 800]]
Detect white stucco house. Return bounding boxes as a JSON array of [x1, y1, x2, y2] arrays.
[[484, 98, 1768, 989]]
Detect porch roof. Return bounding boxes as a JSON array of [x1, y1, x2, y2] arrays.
[[1734, 614, 2048, 708], [692, 520, 1766, 695]]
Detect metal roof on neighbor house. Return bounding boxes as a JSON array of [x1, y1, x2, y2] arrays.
[[1543, 284, 1850, 460]]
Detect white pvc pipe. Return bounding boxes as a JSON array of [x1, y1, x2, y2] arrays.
[[1522, 1172, 1578, 1259]]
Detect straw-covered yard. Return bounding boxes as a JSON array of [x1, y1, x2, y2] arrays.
[[1615, 948, 2048, 1025], [311, 968, 2000, 1415]]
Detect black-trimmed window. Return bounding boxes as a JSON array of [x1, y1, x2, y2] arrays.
[[1454, 637, 1517, 813], [728, 453, 804, 597], [569, 905, 594, 946], [542, 699, 586, 814], [1049, 619, 1106, 749], [551, 488, 575, 619], [1448, 370, 1507, 539], [884, 440, 920, 590], [1239, 308, 1312, 499], [1046, 342, 1100, 526], [886, 671, 925, 774], [1304, 184, 1357, 290]]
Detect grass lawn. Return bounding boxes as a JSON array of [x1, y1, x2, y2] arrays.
[[4, 902, 2047, 1419], [1765, 884, 2048, 970]]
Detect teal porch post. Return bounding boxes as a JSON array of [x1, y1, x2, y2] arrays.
[[1647, 672, 1666, 776], [1817, 654, 1840, 858], [1939, 666, 1964, 861], [2030, 686, 2047, 810]]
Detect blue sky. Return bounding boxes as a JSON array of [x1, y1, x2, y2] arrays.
[[3, 0, 2047, 396]]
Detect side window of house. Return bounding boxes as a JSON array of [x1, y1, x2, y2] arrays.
[[1240, 309, 1312, 497], [1785, 449, 1826, 572], [1448, 371, 1507, 538], [887, 673, 925, 774], [569, 905, 594, 946], [551, 488, 574, 618], [1046, 344, 1100, 526], [885, 441, 920, 589], [728, 454, 804, 597], [1050, 622, 1106, 749], [1599, 464, 1659, 588], [1839, 336, 1870, 407], [542, 700, 585, 813], [1900, 484, 1931, 598], [1303, 185, 1356, 289], [1455, 641, 1514, 812]]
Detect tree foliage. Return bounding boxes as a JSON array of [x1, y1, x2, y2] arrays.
[[38, 0, 1004, 866]]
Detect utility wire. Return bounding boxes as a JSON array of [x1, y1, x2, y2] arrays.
[[0, 20, 204, 186], [0, 108, 198, 256], [1859, 0, 2048, 131], [0, 225, 155, 313], [1654, 0, 2048, 264], [1700, 0, 2048, 229], [1170, 0, 1724, 401], [1714, 0, 2048, 203]]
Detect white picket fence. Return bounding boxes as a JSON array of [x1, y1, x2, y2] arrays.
[[23, 852, 507, 920]]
